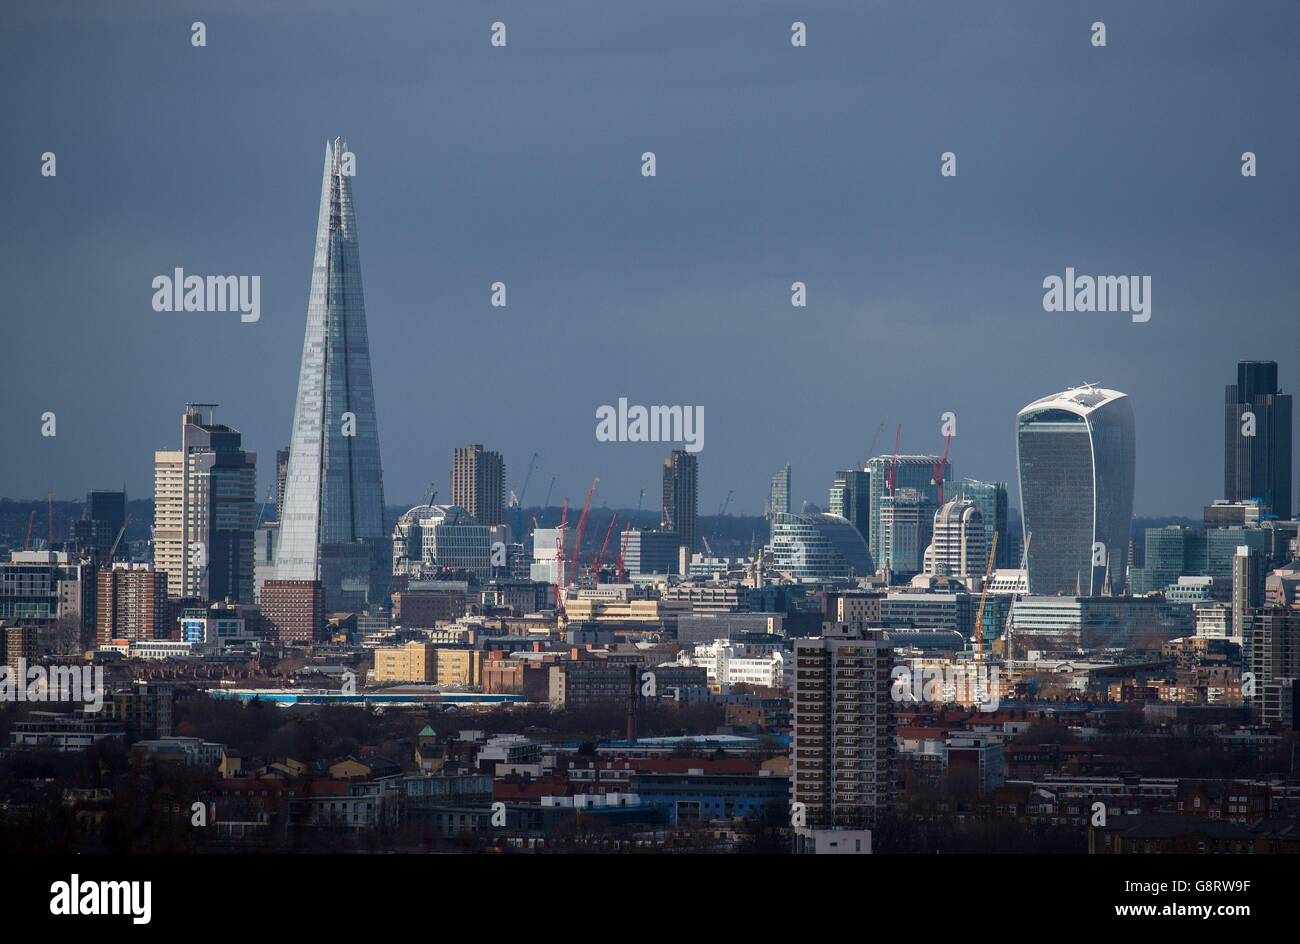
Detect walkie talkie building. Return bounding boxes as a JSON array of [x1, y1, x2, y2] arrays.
[[274, 139, 389, 612], [1016, 386, 1135, 597]]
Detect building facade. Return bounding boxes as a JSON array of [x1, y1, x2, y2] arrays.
[[866, 455, 948, 572], [1017, 385, 1135, 596], [452, 444, 505, 528], [661, 450, 699, 559], [1224, 360, 1292, 519], [154, 404, 257, 603], [275, 138, 389, 614], [768, 512, 872, 581], [791, 623, 896, 828]]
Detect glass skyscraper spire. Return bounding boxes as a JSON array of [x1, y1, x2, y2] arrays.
[[275, 139, 388, 611]]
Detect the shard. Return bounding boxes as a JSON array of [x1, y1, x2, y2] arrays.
[[274, 139, 389, 612]]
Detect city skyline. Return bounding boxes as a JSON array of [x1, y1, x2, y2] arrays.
[[4, 2, 1298, 518]]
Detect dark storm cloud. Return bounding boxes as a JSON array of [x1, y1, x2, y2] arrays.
[[1, 0, 1296, 516]]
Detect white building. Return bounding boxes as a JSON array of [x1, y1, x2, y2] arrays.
[[924, 499, 987, 586], [685, 641, 786, 691]]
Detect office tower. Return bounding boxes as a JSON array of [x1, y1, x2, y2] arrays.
[[452, 444, 505, 527], [530, 527, 575, 585], [275, 139, 389, 613], [791, 623, 896, 828], [153, 404, 257, 603], [260, 579, 325, 644], [95, 565, 169, 645], [1224, 360, 1292, 519], [877, 488, 934, 579], [69, 490, 127, 561], [416, 505, 493, 580], [662, 449, 699, 557], [767, 465, 791, 525], [926, 499, 987, 581], [959, 479, 1010, 568], [621, 529, 683, 576], [1128, 525, 1271, 596], [1248, 607, 1300, 727], [866, 455, 949, 573], [392, 504, 433, 577], [1232, 545, 1262, 642], [768, 513, 872, 580], [1016, 386, 1135, 596], [829, 470, 871, 545], [274, 447, 290, 523], [1204, 499, 1263, 529]]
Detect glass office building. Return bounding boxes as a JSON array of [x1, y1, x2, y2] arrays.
[[829, 469, 871, 546], [1016, 386, 1135, 596], [1224, 360, 1292, 519], [866, 455, 948, 573], [768, 512, 872, 580], [958, 479, 1011, 569], [275, 139, 389, 612]]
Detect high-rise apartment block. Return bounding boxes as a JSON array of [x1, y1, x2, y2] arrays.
[[1233, 544, 1263, 642], [96, 565, 169, 645], [791, 623, 897, 829], [452, 444, 505, 527], [154, 404, 257, 603], [1248, 607, 1300, 727], [259, 579, 324, 645], [662, 450, 699, 558]]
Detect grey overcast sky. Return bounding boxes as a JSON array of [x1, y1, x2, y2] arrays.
[[1, 0, 1297, 517]]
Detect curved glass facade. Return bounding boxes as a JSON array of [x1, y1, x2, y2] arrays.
[[768, 512, 872, 580], [1016, 387, 1134, 596]]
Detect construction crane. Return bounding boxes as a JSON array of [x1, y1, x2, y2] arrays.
[[887, 424, 902, 496], [425, 481, 438, 508], [594, 512, 619, 577], [709, 489, 734, 546], [23, 510, 37, 550], [862, 421, 886, 467], [255, 487, 276, 527], [106, 512, 132, 565], [512, 451, 538, 540], [931, 431, 953, 506], [554, 498, 570, 615], [542, 476, 556, 524], [47, 490, 55, 549], [569, 479, 599, 585], [972, 530, 999, 664]]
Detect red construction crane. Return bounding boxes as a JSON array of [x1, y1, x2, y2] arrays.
[[593, 512, 619, 578], [23, 510, 37, 550], [569, 478, 599, 586], [932, 431, 953, 506]]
